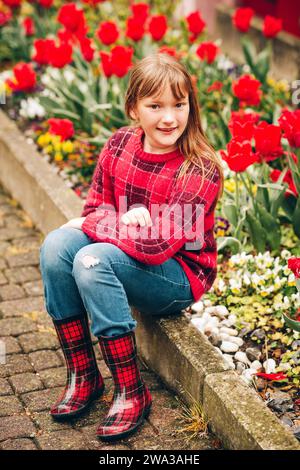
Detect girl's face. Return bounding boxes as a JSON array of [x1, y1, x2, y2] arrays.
[[131, 86, 190, 154]]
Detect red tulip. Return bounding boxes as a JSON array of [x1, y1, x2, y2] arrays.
[[148, 15, 167, 41], [254, 121, 283, 162], [270, 168, 298, 198], [6, 62, 36, 92], [263, 15, 282, 38], [229, 111, 260, 141], [48, 118, 75, 141], [220, 139, 258, 172], [196, 42, 219, 64], [278, 109, 300, 148], [38, 0, 54, 7], [81, 0, 106, 4], [97, 21, 119, 46], [48, 41, 73, 68], [159, 46, 178, 58], [186, 11, 206, 40], [288, 258, 300, 278], [57, 28, 74, 45], [131, 3, 149, 25], [57, 3, 85, 34], [255, 372, 287, 381], [32, 38, 54, 65], [232, 7, 254, 33], [207, 81, 223, 93], [22, 17, 35, 36], [100, 45, 133, 78], [3, 0, 21, 8], [233, 74, 262, 107], [79, 37, 95, 62], [126, 16, 145, 41], [0, 10, 12, 27]]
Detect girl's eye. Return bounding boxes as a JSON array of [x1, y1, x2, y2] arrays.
[[176, 103, 185, 108], [150, 104, 159, 109]]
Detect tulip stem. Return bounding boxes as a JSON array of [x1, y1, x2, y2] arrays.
[[240, 172, 257, 215]]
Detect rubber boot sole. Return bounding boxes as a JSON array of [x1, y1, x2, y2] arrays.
[[50, 383, 105, 421], [96, 402, 152, 442]]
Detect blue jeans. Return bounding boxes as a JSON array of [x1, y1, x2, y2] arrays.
[[39, 228, 194, 337]]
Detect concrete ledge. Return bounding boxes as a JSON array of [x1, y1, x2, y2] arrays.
[[0, 109, 299, 450], [0, 111, 83, 235], [214, 3, 300, 81], [204, 371, 299, 450]]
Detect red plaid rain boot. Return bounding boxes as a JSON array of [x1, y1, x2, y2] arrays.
[[97, 330, 152, 441], [50, 313, 105, 420]]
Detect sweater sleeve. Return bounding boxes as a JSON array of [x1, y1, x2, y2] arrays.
[[80, 136, 116, 218], [81, 164, 220, 265]]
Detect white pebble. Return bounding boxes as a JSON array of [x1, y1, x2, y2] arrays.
[[234, 351, 250, 364], [220, 319, 234, 327], [220, 333, 230, 341], [242, 368, 257, 383], [219, 327, 238, 336], [263, 359, 276, 374], [214, 347, 223, 356], [191, 301, 204, 313], [229, 336, 244, 347], [228, 314, 237, 323], [203, 299, 212, 307], [220, 341, 239, 353], [202, 311, 212, 321], [204, 306, 219, 315], [215, 305, 229, 317], [251, 360, 262, 371], [190, 318, 206, 332]]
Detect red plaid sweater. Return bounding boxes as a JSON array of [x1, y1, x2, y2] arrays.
[[81, 126, 221, 302]]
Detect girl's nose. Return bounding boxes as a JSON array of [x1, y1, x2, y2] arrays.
[[161, 113, 175, 125]]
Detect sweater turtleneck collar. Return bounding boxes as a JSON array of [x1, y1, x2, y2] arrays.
[[134, 127, 182, 162]]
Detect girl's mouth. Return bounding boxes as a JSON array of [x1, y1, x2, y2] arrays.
[[157, 127, 177, 134]]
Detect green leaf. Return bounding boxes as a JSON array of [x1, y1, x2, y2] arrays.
[[245, 210, 267, 253], [217, 236, 241, 254], [223, 203, 238, 226], [256, 202, 281, 250], [292, 197, 300, 238]]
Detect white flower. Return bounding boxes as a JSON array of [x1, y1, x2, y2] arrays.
[[19, 97, 45, 119], [281, 249, 291, 260], [217, 55, 234, 71], [78, 82, 88, 94], [63, 69, 75, 83]]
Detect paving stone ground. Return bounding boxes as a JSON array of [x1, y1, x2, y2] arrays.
[[0, 185, 223, 451]]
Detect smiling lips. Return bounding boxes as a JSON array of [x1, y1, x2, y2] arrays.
[[157, 127, 177, 133]]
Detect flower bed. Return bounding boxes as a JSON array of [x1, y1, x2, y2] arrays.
[[0, 1, 300, 440]]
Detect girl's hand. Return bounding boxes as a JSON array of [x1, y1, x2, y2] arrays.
[[121, 207, 153, 227], [60, 217, 86, 230]]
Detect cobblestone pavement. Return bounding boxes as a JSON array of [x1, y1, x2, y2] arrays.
[[0, 185, 223, 451]]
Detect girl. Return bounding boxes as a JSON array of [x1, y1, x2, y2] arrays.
[[39, 53, 224, 442]]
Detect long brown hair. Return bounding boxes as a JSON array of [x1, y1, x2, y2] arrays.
[[124, 53, 224, 202]]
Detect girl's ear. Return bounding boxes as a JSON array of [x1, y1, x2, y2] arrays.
[[129, 106, 138, 121]]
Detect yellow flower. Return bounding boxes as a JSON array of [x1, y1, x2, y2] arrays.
[[288, 280, 296, 287], [44, 145, 53, 154], [37, 132, 52, 147], [216, 229, 225, 237], [54, 152, 63, 162], [50, 134, 62, 145], [232, 288, 240, 295], [224, 180, 235, 193], [61, 141, 74, 153], [267, 77, 276, 88], [252, 184, 257, 196], [53, 141, 62, 152]]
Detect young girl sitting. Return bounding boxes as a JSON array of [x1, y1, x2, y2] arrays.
[[39, 52, 224, 442]]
